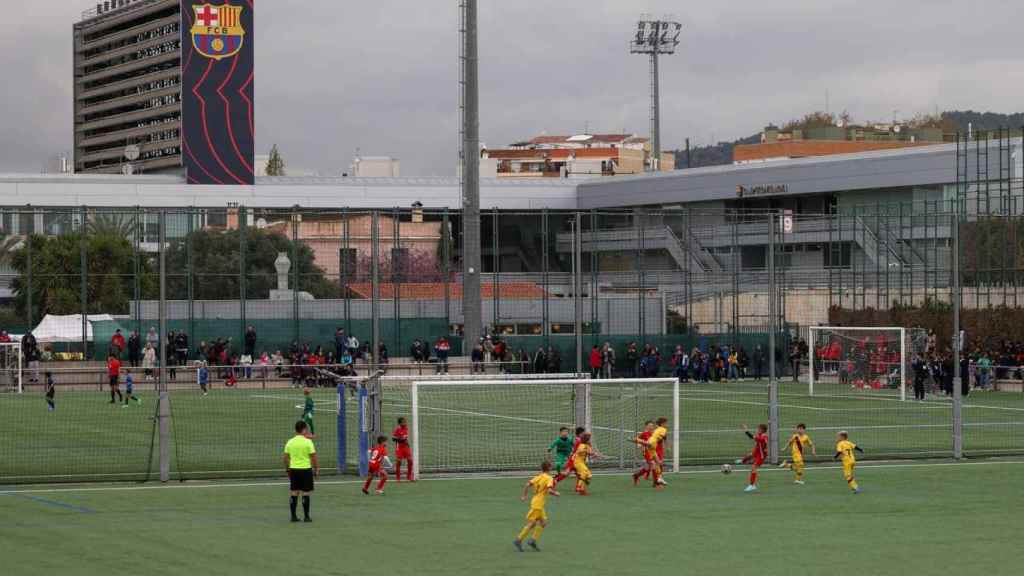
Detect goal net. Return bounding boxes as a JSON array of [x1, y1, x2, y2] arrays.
[[808, 326, 906, 399], [0, 342, 22, 393], [409, 378, 678, 477]]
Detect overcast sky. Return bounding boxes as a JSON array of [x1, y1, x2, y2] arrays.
[[1, 0, 1022, 176]]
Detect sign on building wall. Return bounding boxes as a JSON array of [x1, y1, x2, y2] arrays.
[[181, 2, 255, 185]]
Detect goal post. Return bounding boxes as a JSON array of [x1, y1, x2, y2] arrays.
[[808, 326, 906, 400], [0, 342, 22, 394], [410, 378, 679, 479]]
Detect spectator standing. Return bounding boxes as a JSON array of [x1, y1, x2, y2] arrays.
[[378, 342, 389, 366], [347, 334, 360, 361], [434, 336, 451, 374], [142, 342, 157, 382], [22, 332, 40, 383], [471, 344, 485, 374], [546, 346, 561, 374], [175, 331, 189, 367], [589, 345, 602, 379], [410, 339, 425, 363], [532, 346, 547, 374], [727, 347, 739, 381], [244, 326, 257, 358], [978, 352, 992, 390], [334, 328, 347, 360], [0, 330, 10, 343], [625, 342, 640, 379], [737, 346, 749, 380], [145, 326, 159, 355], [601, 342, 616, 379], [166, 331, 178, 381], [127, 331, 141, 368], [110, 329, 126, 359]]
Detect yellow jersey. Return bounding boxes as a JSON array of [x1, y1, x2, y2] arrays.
[[648, 426, 667, 451], [836, 439, 858, 465], [573, 442, 592, 465], [790, 433, 813, 459], [284, 434, 316, 469], [528, 472, 554, 509]]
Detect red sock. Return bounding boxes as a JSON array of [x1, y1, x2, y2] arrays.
[[394, 460, 402, 481], [554, 472, 565, 483], [362, 477, 373, 491], [407, 461, 414, 481], [749, 470, 758, 485], [642, 467, 651, 479], [377, 474, 387, 491]]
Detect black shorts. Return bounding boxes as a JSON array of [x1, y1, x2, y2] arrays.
[[289, 468, 314, 492], [109, 375, 119, 388]]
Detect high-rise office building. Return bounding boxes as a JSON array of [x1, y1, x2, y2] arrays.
[[73, 0, 183, 174]]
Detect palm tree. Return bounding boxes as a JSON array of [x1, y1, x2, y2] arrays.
[[0, 232, 22, 266], [86, 211, 139, 239]]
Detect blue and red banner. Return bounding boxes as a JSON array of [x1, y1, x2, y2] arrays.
[[181, 1, 254, 185]]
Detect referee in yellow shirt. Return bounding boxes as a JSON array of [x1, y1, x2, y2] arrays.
[[284, 420, 319, 522]]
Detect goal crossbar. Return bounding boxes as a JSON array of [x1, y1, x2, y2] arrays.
[[410, 378, 679, 479]]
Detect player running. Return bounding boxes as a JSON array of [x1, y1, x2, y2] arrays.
[[392, 416, 414, 482], [514, 460, 560, 552], [301, 387, 315, 438], [363, 435, 391, 495], [122, 370, 142, 407], [547, 427, 574, 480], [834, 431, 864, 494], [647, 417, 669, 489], [780, 423, 815, 484], [631, 421, 655, 485], [553, 426, 585, 485], [738, 423, 769, 492]]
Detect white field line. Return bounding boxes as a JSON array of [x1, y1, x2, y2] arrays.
[[5, 459, 1024, 495]]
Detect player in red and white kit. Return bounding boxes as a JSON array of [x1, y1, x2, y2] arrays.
[[738, 423, 769, 492], [363, 435, 391, 495], [392, 417, 414, 482], [553, 426, 585, 486], [631, 421, 655, 485]]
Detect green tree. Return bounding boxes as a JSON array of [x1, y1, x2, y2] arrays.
[[265, 144, 286, 176], [10, 232, 154, 319], [87, 211, 139, 239], [164, 228, 336, 300]]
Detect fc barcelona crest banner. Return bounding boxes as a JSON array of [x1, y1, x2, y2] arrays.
[[181, 1, 255, 185]]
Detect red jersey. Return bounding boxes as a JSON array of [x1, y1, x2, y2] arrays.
[[392, 425, 409, 445], [369, 444, 389, 468], [752, 433, 768, 461], [107, 358, 121, 377], [637, 430, 653, 460]]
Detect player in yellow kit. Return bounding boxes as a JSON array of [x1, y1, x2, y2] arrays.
[[572, 432, 602, 495], [647, 417, 669, 489], [834, 431, 864, 493], [514, 461, 560, 552], [780, 423, 816, 484]]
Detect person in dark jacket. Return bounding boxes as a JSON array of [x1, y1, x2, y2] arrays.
[[127, 331, 141, 368], [546, 346, 561, 374], [532, 346, 547, 374], [244, 325, 257, 357]]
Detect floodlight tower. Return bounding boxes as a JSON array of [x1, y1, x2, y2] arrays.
[[630, 18, 681, 172], [460, 0, 482, 352]]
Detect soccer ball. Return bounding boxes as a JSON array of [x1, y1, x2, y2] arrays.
[[721, 464, 733, 475]]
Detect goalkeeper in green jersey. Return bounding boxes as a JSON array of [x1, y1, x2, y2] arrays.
[[301, 387, 316, 438], [547, 427, 573, 474]]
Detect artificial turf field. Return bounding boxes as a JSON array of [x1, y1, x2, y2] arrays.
[[3, 378, 1024, 483], [3, 460, 1024, 576]]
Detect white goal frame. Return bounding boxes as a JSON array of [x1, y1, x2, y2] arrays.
[[411, 378, 679, 479], [808, 326, 906, 400], [0, 342, 23, 394]]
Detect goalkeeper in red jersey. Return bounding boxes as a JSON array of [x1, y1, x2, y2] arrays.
[[738, 423, 769, 492], [363, 436, 391, 495], [392, 416, 414, 482], [553, 426, 586, 485]]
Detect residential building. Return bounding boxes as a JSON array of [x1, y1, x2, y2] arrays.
[[484, 134, 675, 178], [73, 0, 183, 175], [734, 123, 948, 164]]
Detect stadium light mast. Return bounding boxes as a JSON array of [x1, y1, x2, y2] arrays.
[[460, 0, 483, 352], [630, 18, 681, 172]]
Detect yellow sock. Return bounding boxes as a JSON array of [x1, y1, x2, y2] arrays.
[[849, 479, 859, 491], [795, 463, 804, 481], [531, 525, 544, 541], [517, 525, 531, 541]]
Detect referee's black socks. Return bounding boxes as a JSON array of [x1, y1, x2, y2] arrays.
[[302, 496, 310, 520], [290, 496, 298, 520]]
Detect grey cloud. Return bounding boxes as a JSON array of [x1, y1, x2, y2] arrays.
[[0, 1, 1021, 175]]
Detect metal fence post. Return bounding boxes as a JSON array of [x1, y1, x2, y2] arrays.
[[767, 212, 780, 464], [952, 199, 963, 460], [371, 211, 381, 364], [158, 210, 170, 483], [80, 206, 88, 360]]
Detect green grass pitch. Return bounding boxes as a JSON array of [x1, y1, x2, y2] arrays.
[[2, 461, 1024, 576], [2, 379, 1024, 483]]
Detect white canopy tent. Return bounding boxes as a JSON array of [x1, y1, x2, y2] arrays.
[[30, 314, 117, 343]]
